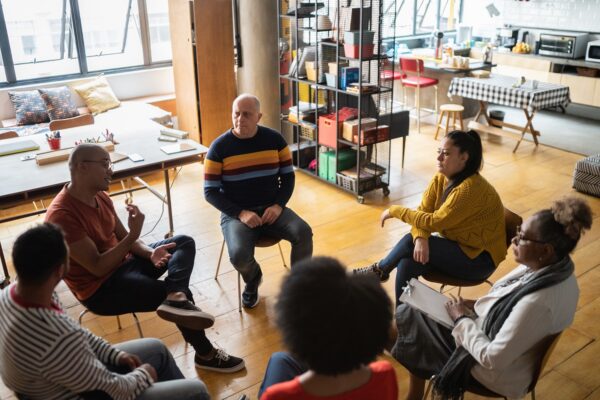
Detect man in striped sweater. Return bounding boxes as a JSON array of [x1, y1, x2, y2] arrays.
[[204, 94, 313, 308], [0, 223, 209, 400]]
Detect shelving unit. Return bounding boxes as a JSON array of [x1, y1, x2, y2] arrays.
[[278, 0, 409, 203]]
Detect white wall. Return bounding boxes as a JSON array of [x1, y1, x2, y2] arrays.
[[0, 66, 174, 121], [462, 0, 600, 39], [500, 0, 600, 33]]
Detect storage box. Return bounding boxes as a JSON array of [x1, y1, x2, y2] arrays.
[[306, 65, 317, 82], [343, 43, 375, 59], [319, 149, 357, 182], [336, 172, 381, 193], [299, 122, 316, 140], [318, 107, 359, 148], [325, 73, 337, 87], [340, 67, 360, 90], [344, 30, 375, 45], [352, 125, 391, 146], [342, 117, 377, 141]]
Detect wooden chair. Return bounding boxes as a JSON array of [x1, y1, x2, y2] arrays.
[[215, 235, 288, 312], [0, 130, 18, 140], [422, 207, 522, 295], [434, 104, 465, 140], [399, 57, 439, 134], [48, 113, 94, 131], [423, 332, 563, 400], [78, 308, 144, 338]]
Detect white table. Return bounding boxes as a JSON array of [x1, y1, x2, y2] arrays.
[[0, 119, 208, 285]]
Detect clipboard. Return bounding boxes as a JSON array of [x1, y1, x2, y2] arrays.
[[160, 142, 196, 155], [399, 278, 454, 329]]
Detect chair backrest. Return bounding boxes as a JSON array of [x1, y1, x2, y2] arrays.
[[48, 113, 94, 131], [503, 207, 522, 247], [527, 332, 562, 393], [0, 130, 18, 140], [399, 57, 424, 74]]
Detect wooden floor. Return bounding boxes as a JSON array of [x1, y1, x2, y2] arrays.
[[1, 121, 599, 400]]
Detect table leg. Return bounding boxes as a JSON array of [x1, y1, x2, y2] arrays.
[[473, 101, 487, 123], [164, 169, 174, 238], [513, 109, 537, 152], [526, 110, 539, 146], [0, 241, 9, 289]]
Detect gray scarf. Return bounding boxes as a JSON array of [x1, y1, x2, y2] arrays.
[[432, 256, 574, 399]]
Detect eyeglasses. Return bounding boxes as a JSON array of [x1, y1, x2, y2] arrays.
[[82, 159, 113, 170], [512, 225, 547, 246]]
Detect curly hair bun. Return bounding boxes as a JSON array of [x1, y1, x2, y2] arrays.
[[551, 197, 593, 240]]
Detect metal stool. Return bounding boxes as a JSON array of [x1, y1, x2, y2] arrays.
[[434, 104, 465, 140]]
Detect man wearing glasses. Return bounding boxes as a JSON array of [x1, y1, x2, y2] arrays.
[[45, 144, 245, 373]]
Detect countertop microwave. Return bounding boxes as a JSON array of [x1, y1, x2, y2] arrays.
[[586, 40, 600, 63], [539, 32, 589, 59]]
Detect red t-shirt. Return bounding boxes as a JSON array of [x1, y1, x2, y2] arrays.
[[45, 186, 125, 301], [260, 361, 398, 400]]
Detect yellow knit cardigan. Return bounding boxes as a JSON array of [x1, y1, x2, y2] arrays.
[[389, 173, 507, 266]]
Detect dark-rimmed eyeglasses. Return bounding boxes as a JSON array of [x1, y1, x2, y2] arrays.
[[82, 159, 113, 170], [512, 225, 547, 246]]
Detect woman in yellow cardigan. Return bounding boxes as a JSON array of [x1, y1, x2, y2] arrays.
[[357, 130, 506, 303]]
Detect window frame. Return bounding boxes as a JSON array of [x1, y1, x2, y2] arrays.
[[383, 0, 465, 40], [0, 0, 170, 88]]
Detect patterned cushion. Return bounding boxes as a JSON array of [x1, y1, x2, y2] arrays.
[[8, 90, 50, 125], [573, 154, 600, 198], [38, 86, 80, 121]]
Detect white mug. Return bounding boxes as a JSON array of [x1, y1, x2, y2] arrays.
[[532, 80, 539, 89]]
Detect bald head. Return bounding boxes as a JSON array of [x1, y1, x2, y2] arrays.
[[233, 93, 261, 113], [68, 144, 108, 173]]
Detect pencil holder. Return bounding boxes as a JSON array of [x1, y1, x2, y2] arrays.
[[47, 137, 61, 151]]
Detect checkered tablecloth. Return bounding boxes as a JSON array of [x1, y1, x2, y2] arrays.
[[448, 75, 571, 113]]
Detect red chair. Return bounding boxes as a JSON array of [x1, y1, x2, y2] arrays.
[[399, 57, 438, 133]]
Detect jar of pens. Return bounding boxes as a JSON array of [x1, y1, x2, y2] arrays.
[[46, 131, 61, 150]]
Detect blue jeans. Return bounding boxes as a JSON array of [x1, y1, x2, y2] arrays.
[[258, 352, 307, 398], [82, 235, 213, 354], [221, 207, 313, 282], [380, 233, 496, 305], [82, 338, 209, 400]]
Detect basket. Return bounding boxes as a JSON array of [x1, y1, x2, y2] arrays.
[[300, 122, 316, 140], [336, 173, 380, 193]]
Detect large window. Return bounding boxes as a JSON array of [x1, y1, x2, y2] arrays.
[[382, 0, 464, 39], [0, 0, 171, 86], [3, 0, 79, 80]]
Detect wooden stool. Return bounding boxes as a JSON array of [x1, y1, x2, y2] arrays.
[[434, 104, 464, 140]]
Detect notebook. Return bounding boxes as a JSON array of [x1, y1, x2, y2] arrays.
[[399, 278, 454, 329], [0, 140, 40, 157], [160, 142, 196, 155]]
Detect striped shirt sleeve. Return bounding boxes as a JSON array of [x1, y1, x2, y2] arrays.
[[39, 330, 153, 400], [204, 144, 245, 217]]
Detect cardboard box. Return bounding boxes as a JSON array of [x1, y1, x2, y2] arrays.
[[342, 118, 377, 141]]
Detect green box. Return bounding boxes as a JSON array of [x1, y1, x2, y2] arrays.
[[319, 149, 357, 182]]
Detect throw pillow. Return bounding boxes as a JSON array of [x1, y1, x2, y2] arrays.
[[38, 86, 80, 120], [72, 75, 120, 114], [8, 90, 50, 125]]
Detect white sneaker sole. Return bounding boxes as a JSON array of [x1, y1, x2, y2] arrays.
[[156, 305, 215, 330], [195, 359, 246, 373]]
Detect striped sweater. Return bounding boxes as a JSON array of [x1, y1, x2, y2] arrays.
[[0, 286, 152, 400], [204, 126, 295, 217]]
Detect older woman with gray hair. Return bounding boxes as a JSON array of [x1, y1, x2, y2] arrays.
[[392, 197, 593, 400]]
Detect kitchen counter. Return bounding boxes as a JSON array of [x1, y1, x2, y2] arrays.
[[475, 49, 600, 70]]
